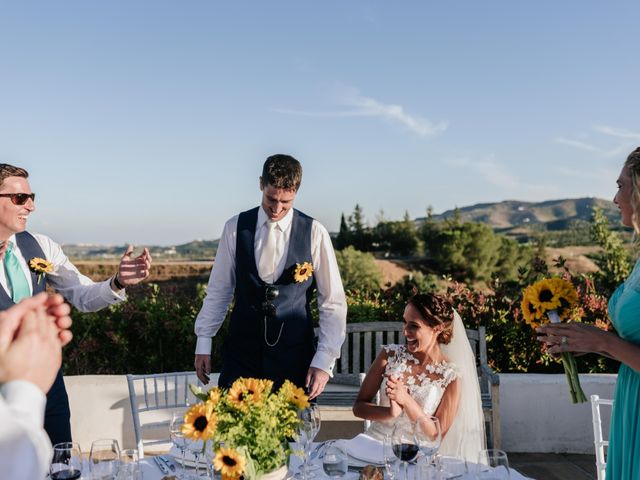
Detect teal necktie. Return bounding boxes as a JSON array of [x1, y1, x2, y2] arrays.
[[4, 242, 30, 302]]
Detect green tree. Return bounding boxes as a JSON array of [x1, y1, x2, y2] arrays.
[[335, 246, 382, 291], [590, 207, 631, 293], [423, 221, 502, 282], [335, 213, 350, 250], [372, 212, 422, 257], [348, 204, 373, 251]]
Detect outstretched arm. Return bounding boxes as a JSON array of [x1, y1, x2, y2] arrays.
[[537, 322, 640, 372]]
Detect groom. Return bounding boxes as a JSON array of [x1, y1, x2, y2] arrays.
[[194, 154, 347, 399], [0, 163, 152, 445]]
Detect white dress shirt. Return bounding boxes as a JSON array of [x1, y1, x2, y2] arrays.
[[0, 380, 52, 479], [194, 207, 347, 375], [0, 233, 125, 312]]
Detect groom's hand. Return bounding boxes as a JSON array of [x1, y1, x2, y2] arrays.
[[195, 354, 211, 384], [305, 367, 329, 400], [113, 245, 152, 290]]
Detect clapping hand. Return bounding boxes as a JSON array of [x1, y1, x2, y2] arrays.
[[386, 375, 410, 407], [115, 245, 152, 288]]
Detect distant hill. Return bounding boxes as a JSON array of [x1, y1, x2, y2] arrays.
[[64, 198, 621, 260], [417, 197, 619, 232], [63, 239, 219, 261]]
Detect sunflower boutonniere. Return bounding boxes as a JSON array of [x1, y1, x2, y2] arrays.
[[293, 262, 313, 283], [28, 257, 53, 284]]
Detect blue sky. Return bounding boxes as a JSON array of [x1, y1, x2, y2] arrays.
[[1, 1, 639, 245]]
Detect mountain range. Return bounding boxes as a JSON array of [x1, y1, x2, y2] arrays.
[[64, 197, 619, 260]]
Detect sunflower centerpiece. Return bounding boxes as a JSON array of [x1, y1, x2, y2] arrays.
[[183, 377, 309, 479], [522, 277, 587, 403]]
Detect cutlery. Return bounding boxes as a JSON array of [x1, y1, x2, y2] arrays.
[[159, 455, 177, 471], [153, 455, 170, 474]]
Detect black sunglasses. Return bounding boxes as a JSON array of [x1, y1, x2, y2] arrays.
[[0, 193, 35, 205], [262, 285, 279, 317]]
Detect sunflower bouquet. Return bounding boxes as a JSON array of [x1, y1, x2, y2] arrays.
[[183, 377, 309, 479], [522, 277, 587, 403]]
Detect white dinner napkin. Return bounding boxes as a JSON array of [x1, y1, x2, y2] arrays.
[[338, 433, 385, 465]]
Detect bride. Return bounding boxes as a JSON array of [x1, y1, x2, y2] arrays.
[[352, 293, 485, 461]]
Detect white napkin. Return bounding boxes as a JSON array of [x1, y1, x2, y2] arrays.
[[339, 433, 385, 465]]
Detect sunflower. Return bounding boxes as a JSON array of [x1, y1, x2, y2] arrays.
[[207, 386, 223, 407], [280, 380, 310, 409], [521, 277, 579, 327], [293, 262, 313, 283], [28, 257, 54, 284], [214, 446, 246, 478], [228, 377, 270, 409], [181, 401, 217, 440], [526, 278, 560, 312]]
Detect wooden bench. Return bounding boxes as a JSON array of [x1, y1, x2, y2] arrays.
[[316, 321, 501, 449]]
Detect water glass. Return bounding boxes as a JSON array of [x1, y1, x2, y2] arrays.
[[436, 455, 466, 479], [321, 441, 348, 478], [116, 449, 141, 480], [414, 416, 442, 466], [50, 442, 83, 480], [90, 439, 121, 479], [475, 449, 510, 479]]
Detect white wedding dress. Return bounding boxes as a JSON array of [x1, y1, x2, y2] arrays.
[[365, 312, 486, 462]]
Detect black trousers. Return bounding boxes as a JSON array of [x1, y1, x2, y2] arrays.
[[44, 368, 72, 446]]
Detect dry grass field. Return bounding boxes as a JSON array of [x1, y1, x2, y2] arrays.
[[73, 248, 601, 286], [73, 261, 213, 282]]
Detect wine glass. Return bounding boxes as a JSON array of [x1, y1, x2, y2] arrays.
[[90, 438, 121, 479], [170, 410, 188, 480], [295, 405, 321, 479], [413, 415, 442, 466], [391, 422, 419, 480], [321, 441, 348, 478], [476, 449, 510, 479], [382, 435, 399, 480], [50, 442, 83, 480], [186, 437, 207, 479]]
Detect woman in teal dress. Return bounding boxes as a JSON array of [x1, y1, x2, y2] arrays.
[[538, 147, 640, 479]]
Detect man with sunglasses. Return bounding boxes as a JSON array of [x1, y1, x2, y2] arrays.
[[194, 154, 347, 400], [0, 163, 152, 446]]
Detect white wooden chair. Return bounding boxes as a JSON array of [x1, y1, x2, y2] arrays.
[[590, 394, 613, 480], [126, 371, 218, 458]]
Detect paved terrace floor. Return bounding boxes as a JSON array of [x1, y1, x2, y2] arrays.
[[508, 453, 597, 480]]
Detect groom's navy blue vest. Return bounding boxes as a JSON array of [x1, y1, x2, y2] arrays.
[[218, 207, 316, 390], [0, 231, 72, 446]]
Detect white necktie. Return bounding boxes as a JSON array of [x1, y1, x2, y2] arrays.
[[258, 221, 278, 283]]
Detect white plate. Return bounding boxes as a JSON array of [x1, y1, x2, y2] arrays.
[[338, 434, 385, 466]]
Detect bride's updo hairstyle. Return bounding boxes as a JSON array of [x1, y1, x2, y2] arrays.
[[408, 293, 454, 344], [624, 147, 640, 234]]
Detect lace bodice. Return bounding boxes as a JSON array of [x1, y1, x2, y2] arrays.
[[366, 344, 458, 440]]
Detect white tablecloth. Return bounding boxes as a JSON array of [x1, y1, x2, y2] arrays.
[[133, 449, 533, 480]]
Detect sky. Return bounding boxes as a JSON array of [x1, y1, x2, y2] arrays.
[[1, 1, 639, 246]]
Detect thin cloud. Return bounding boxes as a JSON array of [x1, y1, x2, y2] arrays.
[[274, 91, 447, 138], [593, 125, 640, 140], [447, 156, 519, 190], [555, 125, 640, 158], [447, 156, 560, 197]]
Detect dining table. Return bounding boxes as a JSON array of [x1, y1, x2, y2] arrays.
[[131, 440, 534, 480]]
